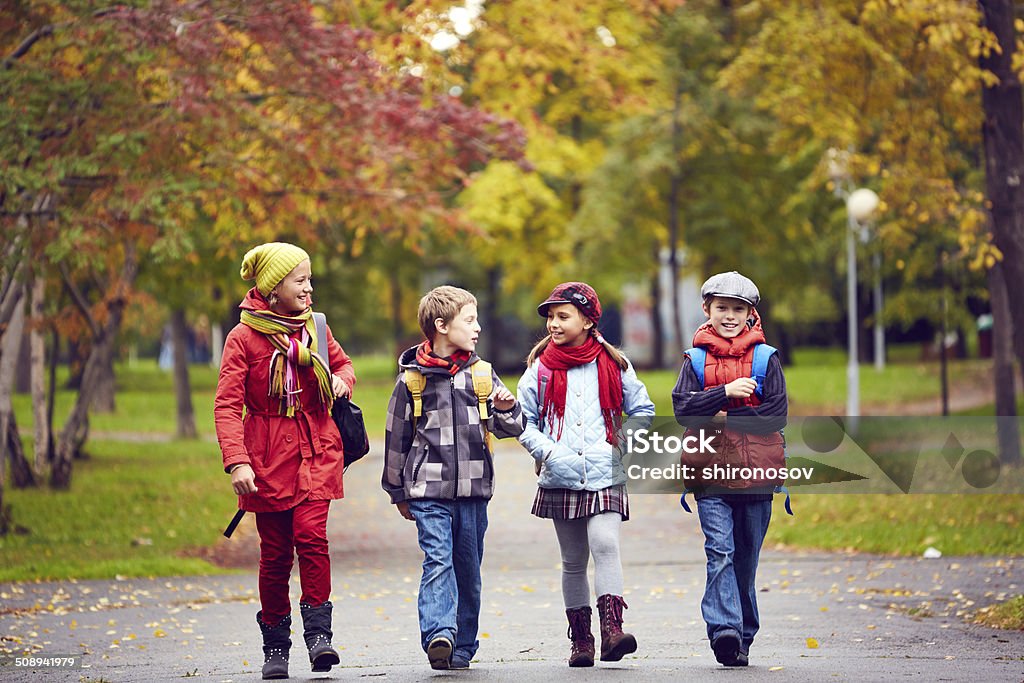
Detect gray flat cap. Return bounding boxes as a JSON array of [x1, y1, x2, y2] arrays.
[[700, 271, 760, 306]]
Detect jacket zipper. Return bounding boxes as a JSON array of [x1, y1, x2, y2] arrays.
[[450, 376, 459, 498], [412, 444, 430, 482]]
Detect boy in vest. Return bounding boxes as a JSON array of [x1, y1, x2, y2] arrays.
[[671, 271, 788, 667], [382, 285, 526, 670]]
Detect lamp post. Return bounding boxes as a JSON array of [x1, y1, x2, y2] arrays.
[[844, 187, 880, 418]]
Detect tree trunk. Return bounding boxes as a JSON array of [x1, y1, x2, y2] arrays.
[[0, 286, 35, 488], [46, 328, 58, 463], [650, 241, 665, 369], [390, 268, 403, 356], [989, 262, 1021, 463], [980, 0, 1024, 383], [15, 324, 30, 394], [30, 271, 50, 477], [89, 342, 116, 413], [480, 267, 500, 366], [64, 337, 85, 390], [171, 308, 198, 439], [667, 80, 686, 355], [4, 413, 35, 488], [52, 247, 138, 488], [210, 320, 224, 368], [0, 285, 25, 459]]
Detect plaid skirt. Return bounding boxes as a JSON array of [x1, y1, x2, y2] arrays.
[[531, 485, 630, 521]]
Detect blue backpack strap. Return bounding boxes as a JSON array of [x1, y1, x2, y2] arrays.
[[751, 343, 777, 398], [679, 348, 707, 514], [750, 344, 792, 515], [684, 347, 706, 387]]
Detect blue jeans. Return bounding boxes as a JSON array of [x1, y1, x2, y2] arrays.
[[696, 496, 772, 651], [408, 498, 488, 662]]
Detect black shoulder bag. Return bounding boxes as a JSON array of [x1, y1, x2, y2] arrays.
[[312, 312, 370, 470]]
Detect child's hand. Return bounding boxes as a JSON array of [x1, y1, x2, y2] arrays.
[[396, 501, 415, 521], [332, 374, 351, 398], [724, 377, 757, 399], [231, 464, 258, 495], [492, 387, 516, 411]]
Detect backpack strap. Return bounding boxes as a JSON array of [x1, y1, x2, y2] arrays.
[[404, 369, 427, 422], [536, 360, 554, 422], [470, 360, 493, 420], [751, 343, 778, 398], [749, 343, 793, 515], [470, 360, 495, 451], [684, 347, 706, 387], [312, 312, 330, 371], [534, 361, 555, 476]]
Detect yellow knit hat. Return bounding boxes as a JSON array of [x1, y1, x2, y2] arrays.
[[240, 242, 310, 296]]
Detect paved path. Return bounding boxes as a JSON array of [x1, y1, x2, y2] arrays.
[[2, 441, 1022, 681]]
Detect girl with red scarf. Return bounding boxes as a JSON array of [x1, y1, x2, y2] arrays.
[[517, 282, 655, 668], [214, 242, 355, 680]]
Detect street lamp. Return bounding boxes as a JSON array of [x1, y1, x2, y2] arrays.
[[844, 187, 879, 418], [827, 149, 880, 420]]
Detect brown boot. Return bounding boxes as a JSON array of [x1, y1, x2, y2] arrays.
[[565, 606, 595, 667], [597, 594, 637, 662]]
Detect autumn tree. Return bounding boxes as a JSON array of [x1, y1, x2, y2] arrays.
[[1, 0, 523, 492]]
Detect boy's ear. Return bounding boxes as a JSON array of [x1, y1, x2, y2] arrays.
[[701, 301, 711, 317], [434, 317, 449, 336]]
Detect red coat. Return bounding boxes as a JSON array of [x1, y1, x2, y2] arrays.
[[214, 289, 357, 512]]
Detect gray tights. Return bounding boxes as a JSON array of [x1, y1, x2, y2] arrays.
[[552, 512, 624, 609]]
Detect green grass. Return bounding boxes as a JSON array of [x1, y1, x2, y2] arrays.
[[767, 494, 1024, 556], [975, 595, 1024, 631], [0, 440, 232, 582]]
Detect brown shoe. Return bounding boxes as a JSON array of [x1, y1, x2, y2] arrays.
[[597, 594, 637, 662], [565, 606, 595, 667]]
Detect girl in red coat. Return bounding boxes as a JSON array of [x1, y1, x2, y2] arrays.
[[214, 242, 356, 679]]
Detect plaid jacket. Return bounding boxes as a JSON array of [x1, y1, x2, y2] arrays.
[[382, 347, 526, 504]]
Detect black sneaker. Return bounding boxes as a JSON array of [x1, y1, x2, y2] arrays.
[[427, 635, 453, 670], [731, 649, 749, 667], [450, 655, 471, 670], [711, 631, 742, 666]]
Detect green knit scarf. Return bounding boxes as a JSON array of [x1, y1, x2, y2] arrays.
[[240, 309, 333, 417]]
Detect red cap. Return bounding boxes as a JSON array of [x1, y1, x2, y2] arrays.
[[537, 282, 602, 323]]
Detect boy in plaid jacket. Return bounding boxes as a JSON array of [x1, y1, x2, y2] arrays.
[[382, 285, 525, 670]]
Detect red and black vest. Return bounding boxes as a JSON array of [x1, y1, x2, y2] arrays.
[[682, 319, 786, 490]]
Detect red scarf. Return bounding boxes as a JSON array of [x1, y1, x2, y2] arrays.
[[538, 336, 623, 445], [415, 340, 472, 376], [691, 309, 766, 356]]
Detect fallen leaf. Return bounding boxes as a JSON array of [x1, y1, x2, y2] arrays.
[[806, 637, 819, 649]]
